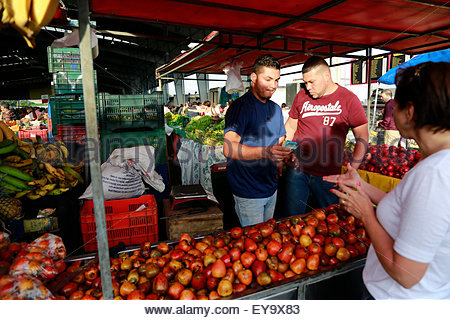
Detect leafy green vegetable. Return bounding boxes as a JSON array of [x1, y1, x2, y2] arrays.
[[184, 116, 213, 132]]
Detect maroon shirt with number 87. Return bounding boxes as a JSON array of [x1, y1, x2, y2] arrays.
[[289, 85, 367, 176]]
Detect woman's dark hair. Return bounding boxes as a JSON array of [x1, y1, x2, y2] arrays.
[[395, 62, 450, 132], [253, 54, 280, 74]]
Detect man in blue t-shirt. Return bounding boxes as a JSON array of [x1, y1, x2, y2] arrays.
[[224, 54, 291, 227]]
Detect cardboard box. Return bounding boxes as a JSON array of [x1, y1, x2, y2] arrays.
[[163, 199, 223, 240], [23, 217, 59, 233]]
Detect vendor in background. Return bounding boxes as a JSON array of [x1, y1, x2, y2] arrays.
[[284, 56, 368, 216], [0, 101, 14, 121], [21, 107, 36, 123], [224, 54, 291, 227], [34, 107, 45, 121], [281, 102, 289, 124], [325, 62, 450, 299], [163, 104, 171, 114], [222, 100, 233, 115], [200, 100, 218, 117], [184, 102, 202, 117], [214, 103, 223, 117], [377, 89, 401, 146]]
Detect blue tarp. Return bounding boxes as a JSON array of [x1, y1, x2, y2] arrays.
[[378, 49, 450, 84]]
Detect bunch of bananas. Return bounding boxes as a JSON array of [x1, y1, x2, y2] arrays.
[[0, 0, 59, 48], [0, 121, 84, 200]]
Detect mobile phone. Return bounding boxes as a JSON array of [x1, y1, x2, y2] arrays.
[[283, 140, 299, 150]]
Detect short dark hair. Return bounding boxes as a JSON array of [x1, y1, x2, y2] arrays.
[[395, 62, 450, 132], [302, 56, 329, 74], [203, 100, 211, 107], [0, 101, 9, 108], [253, 54, 280, 74], [382, 89, 392, 99]]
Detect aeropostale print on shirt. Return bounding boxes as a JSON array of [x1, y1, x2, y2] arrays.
[[289, 85, 367, 176]]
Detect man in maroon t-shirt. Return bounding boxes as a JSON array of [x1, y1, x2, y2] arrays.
[[284, 56, 369, 216], [377, 89, 401, 146]]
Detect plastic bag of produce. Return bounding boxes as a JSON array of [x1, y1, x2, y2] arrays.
[[29, 233, 66, 261], [9, 249, 58, 282], [0, 274, 55, 300]]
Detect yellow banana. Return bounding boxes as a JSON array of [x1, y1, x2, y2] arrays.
[[26, 192, 41, 200], [17, 139, 32, 147], [44, 162, 65, 180], [69, 180, 79, 188], [19, 145, 32, 154], [4, 155, 22, 163], [58, 181, 69, 189], [28, 0, 59, 33], [45, 173, 56, 184], [3, 159, 33, 168], [27, 176, 47, 187], [58, 144, 68, 159], [47, 188, 61, 196], [15, 190, 31, 198], [36, 189, 48, 197], [63, 171, 74, 181], [2, 0, 31, 28], [74, 160, 85, 170], [41, 183, 56, 191], [0, 121, 14, 140]]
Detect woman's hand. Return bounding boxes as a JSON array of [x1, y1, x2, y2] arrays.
[[323, 163, 363, 189], [330, 183, 375, 223]]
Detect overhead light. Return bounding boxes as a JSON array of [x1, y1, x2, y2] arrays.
[[180, 50, 186, 54], [187, 42, 199, 49]]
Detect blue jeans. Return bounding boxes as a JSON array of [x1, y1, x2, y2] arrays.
[[284, 167, 339, 217], [233, 191, 277, 227]]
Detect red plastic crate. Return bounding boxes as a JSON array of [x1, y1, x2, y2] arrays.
[[18, 129, 48, 141], [80, 194, 159, 252], [57, 125, 86, 144], [56, 124, 99, 144]]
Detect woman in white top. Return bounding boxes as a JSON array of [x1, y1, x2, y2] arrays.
[[324, 62, 450, 299], [200, 100, 217, 117]]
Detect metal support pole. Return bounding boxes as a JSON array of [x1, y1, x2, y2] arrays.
[[366, 48, 372, 120], [174, 73, 186, 105], [78, 0, 113, 300], [197, 73, 209, 102]]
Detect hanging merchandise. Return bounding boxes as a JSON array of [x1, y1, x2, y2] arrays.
[[51, 28, 99, 59], [223, 60, 245, 94]]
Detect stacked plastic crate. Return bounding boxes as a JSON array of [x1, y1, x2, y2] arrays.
[[97, 92, 168, 198], [47, 47, 98, 144]]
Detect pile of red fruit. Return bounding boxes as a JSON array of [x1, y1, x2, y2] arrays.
[[344, 145, 421, 179], [55, 204, 370, 300]]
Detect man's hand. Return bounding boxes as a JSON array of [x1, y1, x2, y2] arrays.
[[276, 161, 284, 179], [264, 145, 291, 162], [285, 152, 300, 169]]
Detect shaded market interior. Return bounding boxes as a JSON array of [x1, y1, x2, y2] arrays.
[[0, 0, 449, 301], [1, 0, 448, 99]]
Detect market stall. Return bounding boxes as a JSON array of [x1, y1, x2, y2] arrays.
[[166, 114, 226, 201], [0, 203, 369, 300]]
